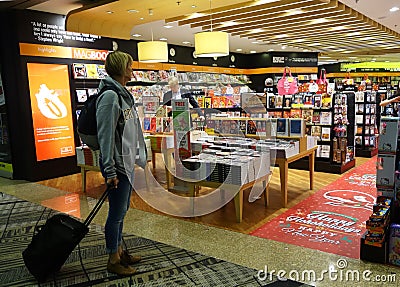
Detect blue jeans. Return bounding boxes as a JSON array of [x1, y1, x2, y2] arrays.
[[100, 163, 132, 254]]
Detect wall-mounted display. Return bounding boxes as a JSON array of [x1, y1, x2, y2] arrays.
[[27, 63, 75, 161]]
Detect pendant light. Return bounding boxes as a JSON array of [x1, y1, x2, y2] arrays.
[[137, 27, 168, 63], [194, 0, 229, 58]]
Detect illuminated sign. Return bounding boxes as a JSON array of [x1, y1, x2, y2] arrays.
[[341, 62, 400, 72], [27, 63, 76, 161], [20, 43, 110, 60]]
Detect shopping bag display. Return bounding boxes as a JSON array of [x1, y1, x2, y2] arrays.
[[277, 67, 298, 95]]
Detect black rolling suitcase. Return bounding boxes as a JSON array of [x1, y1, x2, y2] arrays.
[[22, 186, 111, 282]]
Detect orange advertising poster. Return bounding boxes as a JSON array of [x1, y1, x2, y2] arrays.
[[27, 63, 76, 161]]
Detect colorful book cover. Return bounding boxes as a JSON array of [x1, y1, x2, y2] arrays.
[[268, 94, 276, 108], [76, 89, 88, 103], [302, 109, 313, 124], [283, 110, 291, 118], [284, 95, 292, 108], [143, 117, 151, 131], [313, 95, 322, 108], [212, 96, 221, 108], [319, 111, 332, 125], [247, 120, 257, 135], [321, 127, 331, 141], [85, 64, 99, 79], [275, 95, 283, 108], [311, 125, 322, 140], [204, 97, 212, 108], [321, 93, 332, 108], [150, 117, 157, 132], [290, 109, 302, 118], [312, 111, 320, 123], [289, 119, 304, 136], [73, 63, 87, 79], [276, 118, 288, 136]]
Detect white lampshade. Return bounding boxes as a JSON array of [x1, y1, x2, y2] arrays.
[[137, 41, 168, 63], [194, 31, 229, 57]]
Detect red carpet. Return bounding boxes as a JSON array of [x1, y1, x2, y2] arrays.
[[251, 157, 377, 259]]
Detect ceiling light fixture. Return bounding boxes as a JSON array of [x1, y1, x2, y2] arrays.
[[106, 11, 113, 14], [163, 25, 173, 29], [250, 50, 257, 53], [194, 0, 229, 58], [131, 34, 142, 37], [137, 28, 168, 63], [390, 7, 399, 12], [182, 41, 191, 44], [236, 48, 242, 51], [127, 9, 139, 13]]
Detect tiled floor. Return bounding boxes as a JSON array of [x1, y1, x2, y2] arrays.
[[1, 175, 399, 286]]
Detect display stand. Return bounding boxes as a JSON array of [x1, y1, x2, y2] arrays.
[[354, 86, 379, 157]]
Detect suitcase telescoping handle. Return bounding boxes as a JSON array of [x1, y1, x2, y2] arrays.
[[83, 185, 112, 227]]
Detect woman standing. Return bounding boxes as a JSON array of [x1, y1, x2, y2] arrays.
[[96, 51, 147, 276]]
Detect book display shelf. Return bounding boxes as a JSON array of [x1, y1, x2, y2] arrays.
[[354, 87, 379, 157], [265, 82, 355, 174]]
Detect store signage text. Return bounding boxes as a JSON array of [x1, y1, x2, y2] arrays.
[[72, 48, 109, 61], [273, 57, 285, 63], [20, 43, 110, 61]]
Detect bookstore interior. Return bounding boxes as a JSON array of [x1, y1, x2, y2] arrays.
[[2, 0, 400, 282]]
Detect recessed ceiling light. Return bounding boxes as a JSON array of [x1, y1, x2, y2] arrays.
[[303, 49, 309, 52], [159, 38, 168, 41], [182, 41, 191, 44], [140, 17, 144, 20], [310, 18, 328, 24], [251, 41, 259, 44], [106, 11, 113, 14], [127, 9, 139, 13], [385, 60, 390, 62], [285, 8, 303, 16], [390, 7, 399, 12], [236, 48, 242, 51], [251, 28, 265, 33], [250, 50, 257, 53], [291, 39, 305, 43], [331, 25, 346, 31], [346, 32, 362, 36], [281, 45, 287, 49], [131, 34, 142, 37], [163, 25, 173, 29], [360, 36, 375, 40], [191, 5, 197, 8], [372, 58, 376, 61], [274, 34, 289, 39], [268, 49, 274, 51], [220, 21, 238, 27]]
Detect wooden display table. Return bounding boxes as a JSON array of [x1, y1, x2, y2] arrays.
[[185, 173, 270, 223], [275, 146, 317, 207], [77, 164, 100, 193]]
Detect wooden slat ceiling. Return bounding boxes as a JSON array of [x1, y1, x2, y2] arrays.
[[66, 0, 252, 40], [65, 0, 400, 59], [166, 0, 400, 58]]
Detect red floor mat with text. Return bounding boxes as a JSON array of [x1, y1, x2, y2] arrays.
[[251, 157, 377, 259]]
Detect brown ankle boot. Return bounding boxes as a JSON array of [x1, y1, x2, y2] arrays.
[[107, 260, 137, 276], [120, 250, 142, 265]]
